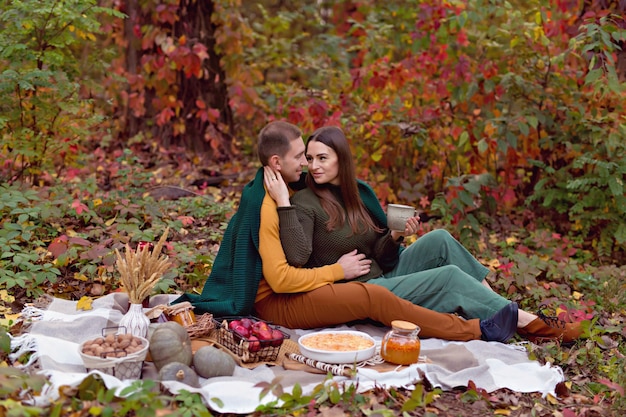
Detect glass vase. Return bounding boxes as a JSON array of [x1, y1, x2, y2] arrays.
[[119, 303, 150, 339]]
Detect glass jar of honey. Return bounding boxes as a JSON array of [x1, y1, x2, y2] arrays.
[[380, 320, 421, 365], [166, 301, 196, 327]]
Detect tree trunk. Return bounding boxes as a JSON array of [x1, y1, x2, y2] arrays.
[[124, 0, 139, 139], [121, 0, 234, 157], [167, 0, 234, 156]]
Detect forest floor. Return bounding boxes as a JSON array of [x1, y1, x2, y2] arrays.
[[1, 149, 624, 416]]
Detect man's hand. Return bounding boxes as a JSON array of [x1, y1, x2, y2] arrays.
[[263, 166, 291, 206], [337, 249, 372, 280]]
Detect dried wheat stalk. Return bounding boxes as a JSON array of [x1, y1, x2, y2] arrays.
[[115, 228, 172, 304]]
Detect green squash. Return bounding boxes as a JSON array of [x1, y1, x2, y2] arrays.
[[192, 345, 237, 379], [148, 321, 190, 343], [149, 322, 192, 370], [158, 362, 200, 388]]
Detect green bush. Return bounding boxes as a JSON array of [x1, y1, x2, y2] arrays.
[[0, 0, 123, 184]]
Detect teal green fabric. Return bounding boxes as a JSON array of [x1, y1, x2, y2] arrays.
[[172, 168, 267, 316], [368, 229, 510, 320], [357, 179, 404, 257], [356, 180, 388, 226]]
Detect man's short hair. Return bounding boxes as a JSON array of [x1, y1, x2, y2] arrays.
[[257, 121, 302, 165]]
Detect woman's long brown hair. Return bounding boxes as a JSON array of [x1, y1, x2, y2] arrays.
[[305, 126, 382, 235]]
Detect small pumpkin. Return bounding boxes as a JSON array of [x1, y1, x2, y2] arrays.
[[158, 362, 200, 388], [149, 321, 192, 370], [148, 320, 190, 342], [192, 345, 237, 379]]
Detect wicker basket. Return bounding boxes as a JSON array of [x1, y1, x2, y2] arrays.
[[78, 331, 149, 380], [213, 317, 290, 363]]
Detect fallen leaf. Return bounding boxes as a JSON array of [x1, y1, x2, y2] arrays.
[[486, 258, 501, 269], [0, 290, 15, 304], [76, 296, 93, 311], [48, 237, 69, 258], [0, 313, 21, 327], [597, 378, 624, 396], [555, 381, 570, 397], [546, 393, 559, 405], [74, 273, 89, 282]]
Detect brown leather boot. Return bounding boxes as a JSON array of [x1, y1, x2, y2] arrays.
[[518, 309, 583, 344]]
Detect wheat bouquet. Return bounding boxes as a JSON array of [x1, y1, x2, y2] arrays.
[[115, 228, 172, 304]]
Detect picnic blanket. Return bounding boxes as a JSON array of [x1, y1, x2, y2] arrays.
[[9, 293, 565, 414]]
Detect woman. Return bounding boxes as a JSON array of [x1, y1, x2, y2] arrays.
[[275, 125, 583, 344]]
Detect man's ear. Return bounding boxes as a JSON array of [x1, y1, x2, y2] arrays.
[[267, 154, 281, 171]]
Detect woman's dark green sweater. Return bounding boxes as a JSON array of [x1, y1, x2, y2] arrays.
[[278, 182, 402, 282]]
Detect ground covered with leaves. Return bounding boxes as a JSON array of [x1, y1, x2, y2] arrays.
[[1, 149, 625, 416]]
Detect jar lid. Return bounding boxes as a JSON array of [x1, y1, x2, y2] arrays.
[[390, 320, 418, 331], [166, 301, 194, 315]]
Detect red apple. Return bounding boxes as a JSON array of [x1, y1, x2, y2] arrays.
[[248, 335, 261, 352], [233, 324, 250, 338], [240, 318, 253, 329], [228, 320, 241, 331], [254, 328, 273, 346], [252, 320, 270, 333], [270, 329, 284, 346]]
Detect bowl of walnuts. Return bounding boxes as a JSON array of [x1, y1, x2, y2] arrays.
[[79, 329, 149, 379]]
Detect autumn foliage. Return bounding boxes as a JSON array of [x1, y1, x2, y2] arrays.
[[88, 0, 626, 260], [0, 1, 625, 255]]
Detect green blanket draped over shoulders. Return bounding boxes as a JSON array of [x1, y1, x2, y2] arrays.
[[357, 179, 387, 226], [356, 180, 405, 255], [172, 168, 266, 316]]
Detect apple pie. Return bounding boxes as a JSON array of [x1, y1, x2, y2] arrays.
[[301, 332, 374, 351]]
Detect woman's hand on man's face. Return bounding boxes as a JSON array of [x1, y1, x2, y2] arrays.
[[263, 166, 291, 206]]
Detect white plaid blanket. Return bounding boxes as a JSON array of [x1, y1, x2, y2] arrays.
[[10, 293, 565, 414]]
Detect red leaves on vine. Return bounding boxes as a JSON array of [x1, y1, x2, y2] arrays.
[[288, 107, 307, 125], [156, 107, 175, 127], [308, 101, 329, 126], [196, 100, 220, 124], [369, 71, 387, 89], [456, 30, 469, 47], [156, 4, 178, 25]]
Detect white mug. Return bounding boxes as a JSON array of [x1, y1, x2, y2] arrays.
[[387, 204, 418, 231]]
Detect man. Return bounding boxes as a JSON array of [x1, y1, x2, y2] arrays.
[[174, 121, 519, 342]]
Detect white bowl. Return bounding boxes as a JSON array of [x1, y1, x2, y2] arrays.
[[297, 330, 376, 364]]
